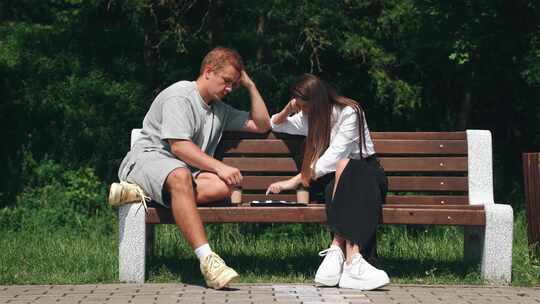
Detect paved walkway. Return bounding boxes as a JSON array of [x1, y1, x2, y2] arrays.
[[1, 283, 539, 304]]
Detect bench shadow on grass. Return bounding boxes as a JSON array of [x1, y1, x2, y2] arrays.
[[147, 253, 481, 285], [377, 256, 481, 283], [147, 252, 322, 285]]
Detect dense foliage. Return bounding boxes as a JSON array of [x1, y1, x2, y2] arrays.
[[1, 0, 540, 208]]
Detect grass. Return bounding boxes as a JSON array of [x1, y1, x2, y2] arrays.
[[0, 225, 118, 284], [1, 210, 538, 286]]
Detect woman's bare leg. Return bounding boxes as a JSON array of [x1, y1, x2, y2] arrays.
[[331, 235, 346, 252], [332, 159, 350, 198], [345, 241, 361, 264]]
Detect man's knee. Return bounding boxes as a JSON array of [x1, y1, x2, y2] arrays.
[[196, 173, 232, 202], [166, 167, 193, 192]]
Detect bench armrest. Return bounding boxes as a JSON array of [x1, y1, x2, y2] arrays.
[[466, 130, 494, 205]]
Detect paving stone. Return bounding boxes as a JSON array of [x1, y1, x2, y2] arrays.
[[1, 284, 540, 304]]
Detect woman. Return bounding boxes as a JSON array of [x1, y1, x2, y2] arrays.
[[266, 74, 389, 290]]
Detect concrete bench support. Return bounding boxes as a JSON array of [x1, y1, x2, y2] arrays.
[[118, 203, 146, 283], [463, 130, 513, 284]]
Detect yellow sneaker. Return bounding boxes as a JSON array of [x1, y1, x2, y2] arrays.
[[200, 252, 239, 289], [108, 181, 149, 212]]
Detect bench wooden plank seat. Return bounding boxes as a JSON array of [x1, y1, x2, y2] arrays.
[[118, 129, 513, 285]]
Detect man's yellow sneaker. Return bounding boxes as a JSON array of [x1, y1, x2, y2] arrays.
[[200, 252, 239, 289], [108, 182, 149, 212]]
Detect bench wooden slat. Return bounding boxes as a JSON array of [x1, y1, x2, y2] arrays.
[[243, 194, 297, 202], [374, 140, 467, 155], [240, 176, 467, 191], [386, 195, 469, 205], [382, 207, 485, 225], [222, 132, 304, 140], [146, 205, 484, 225], [146, 206, 326, 223], [384, 204, 482, 209], [371, 132, 466, 140], [218, 139, 467, 155], [380, 157, 468, 172], [242, 196, 470, 205], [219, 140, 301, 154], [236, 195, 468, 206], [223, 157, 467, 172], [240, 194, 470, 205], [222, 131, 466, 140], [388, 176, 468, 191], [222, 157, 298, 172]]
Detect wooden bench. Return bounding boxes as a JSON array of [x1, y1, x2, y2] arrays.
[[118, 129, 513, 284]]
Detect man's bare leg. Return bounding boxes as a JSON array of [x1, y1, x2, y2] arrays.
[[194, 172, 232, 203], [164, 170, 233, 248], [165, 168, 239, 289], [165, 167, 208, 249]]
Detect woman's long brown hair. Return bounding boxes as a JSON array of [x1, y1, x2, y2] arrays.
[[290, 74, 367, 185]]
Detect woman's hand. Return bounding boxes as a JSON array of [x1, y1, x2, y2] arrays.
[[266, 177, 301, 194], [285, 98, 301, 114], [271, 98, 300, 125]]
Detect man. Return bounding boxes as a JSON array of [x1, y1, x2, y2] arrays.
[[109, 47, 271, 289]]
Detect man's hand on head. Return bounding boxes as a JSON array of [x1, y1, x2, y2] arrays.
[[239, 70, 255, 89]]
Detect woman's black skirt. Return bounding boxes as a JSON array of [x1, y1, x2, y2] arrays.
[[309, 155, 388, 249]]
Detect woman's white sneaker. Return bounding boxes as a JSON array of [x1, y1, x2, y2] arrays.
[[338, 253, 389, 290], [314, 246, 344, 286]]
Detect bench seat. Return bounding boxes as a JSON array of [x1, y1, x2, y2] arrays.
[[146, 204, 486, 225]]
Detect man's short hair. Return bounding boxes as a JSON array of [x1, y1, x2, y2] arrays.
[[200, 47, 244, 75]]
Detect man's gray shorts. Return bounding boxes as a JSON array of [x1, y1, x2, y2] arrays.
[[118, 149, 197, 207]]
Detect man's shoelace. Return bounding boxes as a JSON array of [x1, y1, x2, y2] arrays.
[[204, 255, 225, 279], [123, 183, 150, 214]]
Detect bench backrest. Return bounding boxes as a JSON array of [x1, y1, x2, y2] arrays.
[[130, 129, 494, 206]]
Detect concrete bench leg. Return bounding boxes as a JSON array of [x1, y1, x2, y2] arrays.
[[464, 204, 513, 284], [118, 204, 146, 283], [146, 224, 155, 257], [464, 226, 484, 263]]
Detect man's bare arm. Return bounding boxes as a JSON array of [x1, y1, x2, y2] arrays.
[[239, 71, 271, 133]]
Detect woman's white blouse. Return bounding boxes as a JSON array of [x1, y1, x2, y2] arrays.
[[270, 105, 376, 179]]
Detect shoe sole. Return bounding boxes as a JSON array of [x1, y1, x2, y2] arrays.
[[108, 183, 122, 205], [314, 275, 340, 287], [206, 270, 239, 290], [339, 276, 390, 291]]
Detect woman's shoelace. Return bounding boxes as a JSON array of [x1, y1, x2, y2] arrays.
[[318, 247, 340, 256]]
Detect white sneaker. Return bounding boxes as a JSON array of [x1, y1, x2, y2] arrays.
[[339, 253, 389, 290], [314, 246, 344, 286]]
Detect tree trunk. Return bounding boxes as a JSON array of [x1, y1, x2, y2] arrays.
[[256, 13, 265, 63], [142, 0, 162, 91], [457, 70, 474, 130], [457, 91, 471, 130], [208, 0, 224, 46]]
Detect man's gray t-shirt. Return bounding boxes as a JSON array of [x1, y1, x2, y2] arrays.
[[118, 81, 249, 206], [118, 80, 250, 205], [133, 81, 249, 159]]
